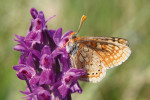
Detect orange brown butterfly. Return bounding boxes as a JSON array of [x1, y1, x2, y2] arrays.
[[60, 15, 131, 83]]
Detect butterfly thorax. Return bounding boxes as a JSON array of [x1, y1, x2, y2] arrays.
[[66, 33, 79, 55]]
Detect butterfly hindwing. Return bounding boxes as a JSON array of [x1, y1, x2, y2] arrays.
[[69, 43, 106, 83]]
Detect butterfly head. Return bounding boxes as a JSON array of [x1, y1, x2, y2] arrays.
[[69, 32, 77, 39]]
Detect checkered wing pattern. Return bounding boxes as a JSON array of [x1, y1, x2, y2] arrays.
[[69, 37, 131, 83], [70, 43, 107, 83], [76, 37, 131, 69]]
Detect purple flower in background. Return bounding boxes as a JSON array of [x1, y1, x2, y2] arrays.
[[13, 8, 85, 100]]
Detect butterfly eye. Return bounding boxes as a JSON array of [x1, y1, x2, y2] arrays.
[[69, 32, 75, 37], [69, 32, 77, 39]]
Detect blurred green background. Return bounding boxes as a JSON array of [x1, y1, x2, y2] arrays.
[[0, 0, 150, 100]]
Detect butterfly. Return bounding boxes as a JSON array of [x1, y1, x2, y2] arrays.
[[65, 15, 131, 83]]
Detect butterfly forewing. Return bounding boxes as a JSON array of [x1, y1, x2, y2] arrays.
[[76, 37, 131, 69]]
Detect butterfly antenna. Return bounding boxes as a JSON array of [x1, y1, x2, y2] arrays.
[[77, 15, 87, 34]]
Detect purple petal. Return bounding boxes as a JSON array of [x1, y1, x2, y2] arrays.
[[50, 81, 62, 91], [45, 15, 56, 24], [37, 89, 51, 100], [57, 37, 69, 49], [30, 8, 38, 19], [29, 87, 52, 100], [51, 47, 68, 59], [53, 28, 62, 45], [29, 75, 40, 88], [58, 84, 69, 99], [14, 34, 25, 42], [13, 64, 26, 71], [37, 11, 45, 22], [40, 54, 52, 69], [39, 69, 54, 85], [20, 87, 31, 95], [58, 31, 73, 48], [61, 30, 73, 40], [60, 54, 70, 72], [70, 82, 82, 94], [62, 68, 85, 85], [18, 52, 28, 64], [25, 31, 38, 42], [26, 53, 34, 67], [41, 45, 51, 55], [48, 29, 56, 38], [13, 38, 29, 50], [33, 18, 43, 31], [17, 67, 36, 80], [14, 44, 27, 51], [29, 49, 41, 59]]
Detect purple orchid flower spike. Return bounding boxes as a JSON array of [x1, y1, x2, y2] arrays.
[[13, 8, 85, 100]]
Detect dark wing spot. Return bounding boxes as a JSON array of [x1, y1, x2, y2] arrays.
[[112, 37, 116, 42]]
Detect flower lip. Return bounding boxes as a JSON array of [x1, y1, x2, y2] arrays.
[[17, 67, 35, 80], [34, 18, 43, 30], [40, 54, 52, 69], [21, 70, 32, 78], [65, 75, 73, 83]]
